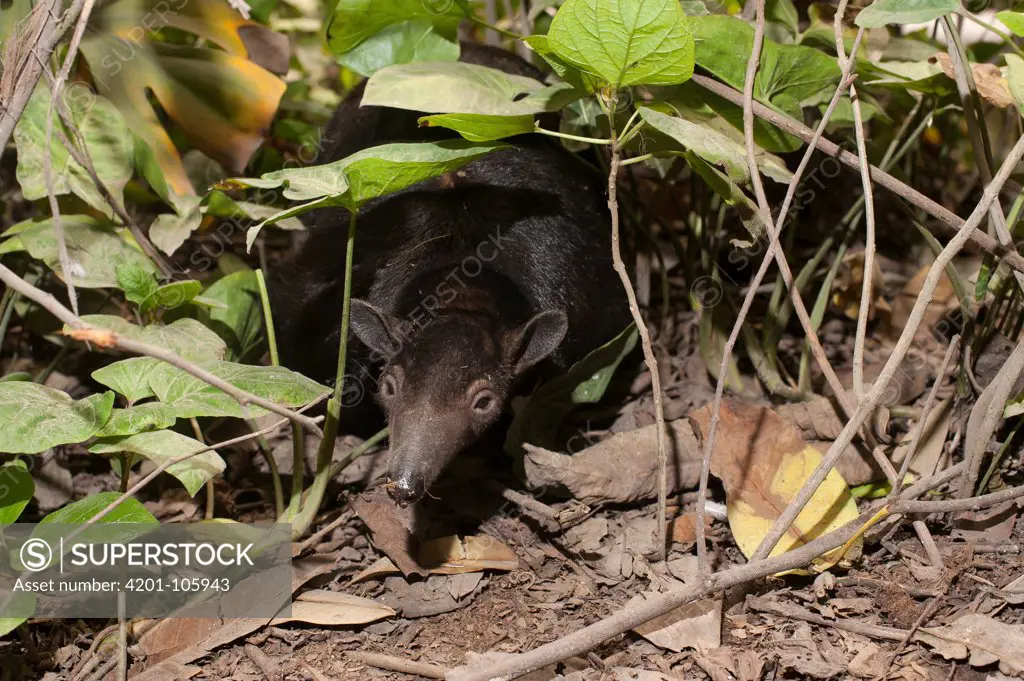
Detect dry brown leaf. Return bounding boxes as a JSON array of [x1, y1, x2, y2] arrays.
[[889, 262, 956, 338], [418, 535, 519, 574], [831, 250, 885, 321], [933, 53, 1013, 108], [631, 591, 722, 652], [351, 487, 425, 577], [522, 418, 700, 504], [609, 669, 679, 681], [694, 647, 765, 681], [690, 401, 860, 567], [893, 398, 952, 479], [917, 613, 1024, 674], [350, 556, 400, 584], [269, 590, 395, 626], [668, 511, 711, 545]]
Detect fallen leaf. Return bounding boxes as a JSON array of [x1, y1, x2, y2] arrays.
[[419, 535, 519, 574], [932, 53, 1013, 108], [893, 398, 952, 479], [379, 574, 464, 618], [691, 401, 861, 569], [351, 487, 426, 577], [350, 556, 401, 584], [609, 669, 679, 681], [953, 500, 1018, 543], [694, 647, 765, 681], [918, 613, 1024, 675], [270, 590, 395, 626], [445, 572, 484, 600], [996, 574, 1024, 604], [848, 642, 884, 678], [631, 592, 722, 652], [668, 511, 712, 545], [521, 418, 701, 504], [888, 261, 957, 339]]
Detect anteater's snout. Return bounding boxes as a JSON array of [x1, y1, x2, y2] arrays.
[[386, 474, 423, 507]]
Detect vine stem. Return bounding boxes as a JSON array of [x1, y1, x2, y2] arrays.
[[605, 90, 669, 561], [255, 268, 286, 519], [290, 209, 358, 539]]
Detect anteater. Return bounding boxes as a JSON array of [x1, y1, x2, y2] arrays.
[[269, 43, 630, 505]]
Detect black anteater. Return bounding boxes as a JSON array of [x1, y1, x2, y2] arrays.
[[269, 43, 630, 505]]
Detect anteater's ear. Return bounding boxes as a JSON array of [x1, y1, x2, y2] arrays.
[[350, 299, 402, 359], [508, 310, 568, 375]]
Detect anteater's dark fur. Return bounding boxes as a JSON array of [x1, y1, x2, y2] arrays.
[[269, 44, 630, 504]]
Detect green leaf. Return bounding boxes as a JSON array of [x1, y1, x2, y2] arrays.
[[78, 315, 228, 362], [198, 271, 264, 361], [15, 216, 158, 289], [418, 113, 536, 141], [13, 83, 133, 216], [148, 361, 330, 419], [326, 0, 463, 55], [684, 152, 763, 240], [547, 0, 695, 87], [149, 196, 203, 256], [337, 20, 460, 77], [855, 0, 958, 27], [1007, 54, 1024, 113], [40, 491, 157, 525], [0, 384, 114, 454], [238, 140, 508, 246], [94, 404, 178, 437], [505, 324, 638, 456], [140, 281, 203, 315], [692, 15, 841, 110], [0, 461, 34, 524], [116, 263, 159, 306], [637, 106, 792, 184], [522, 35, 602, 92], [363, 62, 580, 116], [90, 431, 225, 496], [997, 10, 1024, 37], [92, 357, 162, 403]]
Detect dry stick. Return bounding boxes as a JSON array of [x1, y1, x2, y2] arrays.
[[0, 0, 70, 151], [747, 596, 907, 641], [694, 23, 866, 575], [834, 1, 876, 397], [886, 336, 960, 569], [751, 131, 1024, 563], [349, 651, 447, 679], [41, 0, 97, 317], [689, 75, 1024, 275], [606, 91, 669, 560], [0, 262, 323, 435], [445, 470, 1012, 681]]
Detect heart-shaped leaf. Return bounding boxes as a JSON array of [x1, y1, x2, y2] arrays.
[[10, 216, 157, 289], [547, 0, 695, 87], [197, 271, 265, 361], [40, 491, 157, 525], [92, 357, 163, 403], [0, 384, 114, 454], [94, 404, 178, 437], [337, 19, 460, 77], [14, 83, 133, 216], [90, 430, 225, 496], [147, 361, 329, 419], [78, 316, 228, 362]]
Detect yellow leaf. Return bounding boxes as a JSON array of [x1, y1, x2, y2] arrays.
[[691, 401, 861, 570]]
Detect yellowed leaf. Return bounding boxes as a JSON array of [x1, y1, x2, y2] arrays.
[[350, 556, 400, 584], [269, 590, 395, 626], [418, 535, 519, 575], [691, 401, 861, 569]]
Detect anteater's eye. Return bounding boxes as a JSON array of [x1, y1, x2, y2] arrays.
[[381, 375, 398, 399], [471, 390, 495, 414]]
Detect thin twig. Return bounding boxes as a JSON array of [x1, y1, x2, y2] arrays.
[[752, 131, 1024, 562], [689, 75, 1024, 275], [606, 90, 669, 560], [835, 1, 876, 398], [348, 651, 446, 679]]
